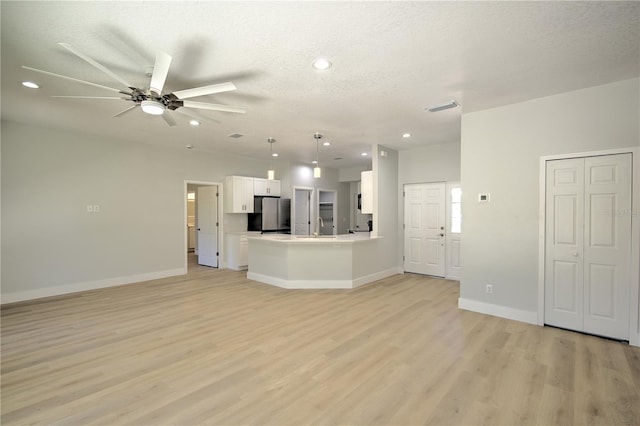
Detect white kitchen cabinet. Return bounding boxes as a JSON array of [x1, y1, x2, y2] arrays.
[[225, 176, 254, 213], [360, 170, 373, 214], [254, 178, 281, 196], [225, 232, 254, 270]]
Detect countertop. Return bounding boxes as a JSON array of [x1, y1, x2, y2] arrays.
[[247, 233, 381, 244]]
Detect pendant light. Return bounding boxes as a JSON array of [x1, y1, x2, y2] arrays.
[[313, 133, 322, 178], [267, 138, 276, 180]]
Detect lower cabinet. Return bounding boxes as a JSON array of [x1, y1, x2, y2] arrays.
[[225, 233, 253, 270]]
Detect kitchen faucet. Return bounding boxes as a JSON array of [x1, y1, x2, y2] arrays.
[[314, 216, 324, 237]]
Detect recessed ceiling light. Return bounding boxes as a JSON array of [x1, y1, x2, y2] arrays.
[[323, 141, 331, 146], [402, 133, 411, 138], [186, 145, 193, 150], [312, 160, 318, 164], [189, 120, 200, 126], [22, 81, 39, 89], [361, 152, 368, 156], [228, 133, 244, 139], [312, 58, 332, 70], [272, 153, 279, 157]]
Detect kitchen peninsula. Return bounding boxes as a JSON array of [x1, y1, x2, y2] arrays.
[[247, 233, 391, 289]]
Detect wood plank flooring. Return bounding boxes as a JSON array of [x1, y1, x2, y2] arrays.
[[2, 261, 639, 425]]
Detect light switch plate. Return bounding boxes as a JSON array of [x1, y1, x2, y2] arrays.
[[478, 193, 490, 203]]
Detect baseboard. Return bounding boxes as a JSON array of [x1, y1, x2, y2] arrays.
[[246, 272, 353, 289], [1, 268, 186, 304], [458, 297, 538, 325], [352, 267, 401, 288], [631, 332, 640, 348], [247, 267, 400, 290]]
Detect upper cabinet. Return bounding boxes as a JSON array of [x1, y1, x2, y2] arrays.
[[225, 176, 255, 213], [254, 178, 281, 197], [360, 170, 373, 214]]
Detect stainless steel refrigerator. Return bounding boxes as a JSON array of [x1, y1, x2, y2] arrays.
[[248, 197, 291, 233]]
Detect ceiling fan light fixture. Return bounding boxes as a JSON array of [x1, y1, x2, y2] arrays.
[[141, 100, 165, 115]]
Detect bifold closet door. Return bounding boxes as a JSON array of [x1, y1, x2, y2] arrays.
[[545, 154, 632, 340]]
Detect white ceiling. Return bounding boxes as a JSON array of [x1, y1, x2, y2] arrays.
[[2, 1, 639, 168]]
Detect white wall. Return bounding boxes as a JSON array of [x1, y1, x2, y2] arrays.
[[398, 142, 461, 184], [339, 165, 370, 182], [460, 78, 640, 326], [372, 145, 400, 274], [0, 120, 292, 302]]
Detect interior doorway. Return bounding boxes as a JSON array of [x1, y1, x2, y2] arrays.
[[185, 181, 221, 271], [318, 189, 337, 235], [293, 187, 313, 236]]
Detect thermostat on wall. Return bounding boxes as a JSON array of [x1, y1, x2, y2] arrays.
[[478, 193, 490, 203]]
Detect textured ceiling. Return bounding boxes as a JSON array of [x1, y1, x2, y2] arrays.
[[1, 1, 639, 168]]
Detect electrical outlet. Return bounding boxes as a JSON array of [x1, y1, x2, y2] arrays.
[[486, 284, 493, 294]]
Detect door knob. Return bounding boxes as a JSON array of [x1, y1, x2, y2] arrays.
[[572, 252, 579, 257], [439, 233, 444, 237]]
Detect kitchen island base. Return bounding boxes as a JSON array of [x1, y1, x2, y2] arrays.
[[247, 235, 398, 289]]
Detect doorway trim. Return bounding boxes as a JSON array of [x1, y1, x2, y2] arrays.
[[184, 180, 224, 273], [537, 147, 639, 346], [292, 186, 314, 236]]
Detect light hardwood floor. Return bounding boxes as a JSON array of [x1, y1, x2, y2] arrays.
[[2, 261, 639, 425]]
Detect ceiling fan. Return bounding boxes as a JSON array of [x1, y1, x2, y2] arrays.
[[22, 43, 246, 126]]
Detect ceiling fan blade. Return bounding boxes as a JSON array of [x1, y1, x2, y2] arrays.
[[113, 105, 138, 118], [172, 82, 236, 100], [173, 108, 221, 124], [59, 43, 133, 89], [162, 112, 177, 127], [149, 51, 172, 95], [22, 66, 124, 93], [182, 100, 246, 114], [52, 96, 129, 100]]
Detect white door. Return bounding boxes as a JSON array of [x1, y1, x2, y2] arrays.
[[197, 186, 219, 267], [545, 154, 632, 340], [294, 189, 311, 235], [404, 183, 446, 277], [446, 184, 462, 280]]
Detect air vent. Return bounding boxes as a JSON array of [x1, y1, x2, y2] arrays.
[[333, 157, 343, 161], [426, 100, 459, 112], [228, 133, 244, 139]]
